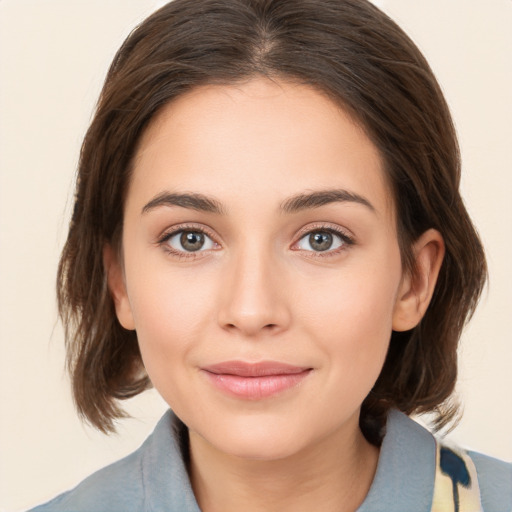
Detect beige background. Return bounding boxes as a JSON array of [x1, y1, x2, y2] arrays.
[[0, 1, 511, 510]]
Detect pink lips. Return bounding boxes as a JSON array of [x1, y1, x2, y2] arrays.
[[201, 361, 312, 400]]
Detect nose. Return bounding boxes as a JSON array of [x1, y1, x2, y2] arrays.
[[216, 245, 291, 337]]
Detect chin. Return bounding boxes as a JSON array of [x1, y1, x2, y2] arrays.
[[218, 435, 304, 461], [192, 414, 315, 462]]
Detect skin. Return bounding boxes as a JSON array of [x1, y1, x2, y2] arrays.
[[105, 78, 444, 512]]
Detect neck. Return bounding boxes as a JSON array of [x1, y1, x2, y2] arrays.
[[188, 416, 379, 512]]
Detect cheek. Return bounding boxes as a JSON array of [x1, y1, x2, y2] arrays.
[[125, 264, 217, 375], [299, 252, 402, 382]]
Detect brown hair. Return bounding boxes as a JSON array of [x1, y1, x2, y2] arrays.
[[58, 0, 486, 440]]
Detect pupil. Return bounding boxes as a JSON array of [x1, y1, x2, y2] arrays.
[[181, 231, 204, 251], [310, 232, 332, 251]]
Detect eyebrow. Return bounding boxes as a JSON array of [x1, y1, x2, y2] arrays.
[[280, 189, 376, 214], [142, 192, 226, 215], [141, 188, 375, 216]]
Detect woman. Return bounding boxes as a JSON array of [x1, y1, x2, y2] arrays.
[[30, 0, 511, 510]]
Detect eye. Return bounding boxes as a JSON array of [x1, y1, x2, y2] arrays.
[[164, 229, 216, 253], [295, 228, 352, 253]]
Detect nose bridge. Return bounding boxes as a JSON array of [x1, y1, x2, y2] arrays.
[[217, 238, 290, 336]]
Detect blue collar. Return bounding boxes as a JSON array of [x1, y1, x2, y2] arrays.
[[141, 408, 435, 511]]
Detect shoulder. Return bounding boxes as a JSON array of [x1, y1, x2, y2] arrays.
[[359, 410, 511, 512], [467, 449, 512, 512], [28, 410, 199, 512], [28, 440, 146, 512]]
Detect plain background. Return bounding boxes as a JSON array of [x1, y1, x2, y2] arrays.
[[0, 0, 511, 510]]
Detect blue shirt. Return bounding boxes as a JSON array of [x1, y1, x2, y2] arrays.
[[30, 409, 512, 512]]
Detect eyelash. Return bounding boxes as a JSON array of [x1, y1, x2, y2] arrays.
[[293, 224, 355, 258], [156, 223, 355, 260], [156, 223, 219, 260]]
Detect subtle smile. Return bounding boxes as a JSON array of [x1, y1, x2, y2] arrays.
[[200, 361, 313, 400]]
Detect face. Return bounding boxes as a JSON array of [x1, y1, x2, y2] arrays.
[[110, 78, 415, 461]]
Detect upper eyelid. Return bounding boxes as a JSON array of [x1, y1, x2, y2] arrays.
[[157, 223, 218, 243], [294, 222, 354, 240]]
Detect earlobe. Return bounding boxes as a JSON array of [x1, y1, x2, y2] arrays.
[[103, 244, 135, 330], [392, 229, 445, 332]]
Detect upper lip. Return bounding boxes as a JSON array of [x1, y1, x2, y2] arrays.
[[201, 361, 311, 377]]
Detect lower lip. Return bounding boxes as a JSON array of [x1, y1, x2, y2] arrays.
[[202, 370, 312, 400]]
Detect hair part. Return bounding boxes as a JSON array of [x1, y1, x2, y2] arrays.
[[58, 0, 486, 439]]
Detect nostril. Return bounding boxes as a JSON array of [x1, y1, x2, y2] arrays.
[[222, 322, 280, 334]]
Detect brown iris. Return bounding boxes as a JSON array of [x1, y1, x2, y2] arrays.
[[180, 231, 205, 251], [309, 232, 333, 251]]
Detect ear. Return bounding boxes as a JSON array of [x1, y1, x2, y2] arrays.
[[103, 244, 135, 330], [392, 229, 445, 332]]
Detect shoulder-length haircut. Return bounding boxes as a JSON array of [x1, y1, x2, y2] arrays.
[[58, 0, 486, 440]]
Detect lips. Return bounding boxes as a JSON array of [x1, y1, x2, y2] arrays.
[[201, 361, 312, 399]]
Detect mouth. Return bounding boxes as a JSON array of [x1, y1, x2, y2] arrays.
[[200, 361, 313, 400]]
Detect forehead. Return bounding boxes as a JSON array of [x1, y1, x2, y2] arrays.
[[130, 78, 393, 220]]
